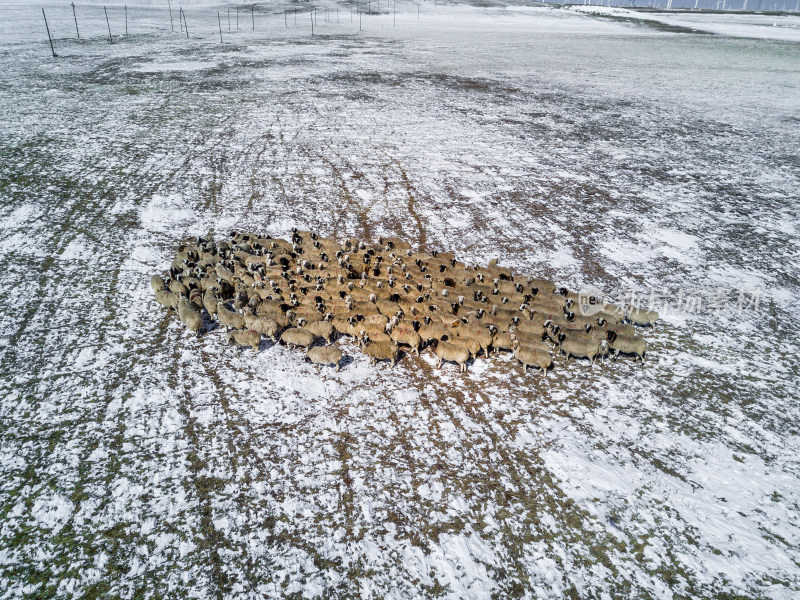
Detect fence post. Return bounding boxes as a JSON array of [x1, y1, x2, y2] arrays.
[[218, 11, 223, 41], [182, 7, 188, 37], [168, 0, 174, 32], [42, 8, 57, 57], [71, 2, 80, 39], [104, 6, 113, 43]]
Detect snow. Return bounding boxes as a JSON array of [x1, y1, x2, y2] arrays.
[[0, 1, 799, 599]]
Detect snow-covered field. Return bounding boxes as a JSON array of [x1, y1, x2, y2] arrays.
[[1, 1, 799, 598]]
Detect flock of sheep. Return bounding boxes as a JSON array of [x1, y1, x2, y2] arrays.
[[151, 230, 657, 375]]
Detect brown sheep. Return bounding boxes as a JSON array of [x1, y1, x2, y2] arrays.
[[227, 329, 261, 352]]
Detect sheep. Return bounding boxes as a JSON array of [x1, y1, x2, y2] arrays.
[[150, 275, 165, 293], [168, 278, 188, 297], [417, 322, 452, 345], [553, 328, 605, 349], [227, 329, 261, 352], [177, 298, 203, 336], [155, 290, 179, 310], [512, 345, 552, 376], [188, 288, 204, 311], [280, 327, 317, 349], [510, 333, 550, 354], [453, 324, 493, 356], [217, 304, 245, 331], [351, 318, 387, 339], [362, 313, 390, 327], [348, 300, 381, 317], [607, 332, 647, 363], [306, 346, 344, 371], [215, 264, 236, 285], [378, 237, 412, 251], [449, 336, 481, 359], [202, 289, 218, 315], [595, 308, 623, 326], [511, 320, 545, 340], [302, 320, 337, 343], [626, 306, 659, 327], [429, 339, 470, 372], [560, 339, 609, 366], [491, 331, 515, 355], [291, 307, 325, 324], [364, 329, 395, 345], [362, 339, 401, 367], [243, 312, 282, 342], [601, 322, 636, 337], [330, 317, 357, 338], [376, 299, 403, 318], [153, 234, 655, 373], [389, 324, 422, 356]]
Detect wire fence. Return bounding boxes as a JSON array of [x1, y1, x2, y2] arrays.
[[6, 0, 799, 53]]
